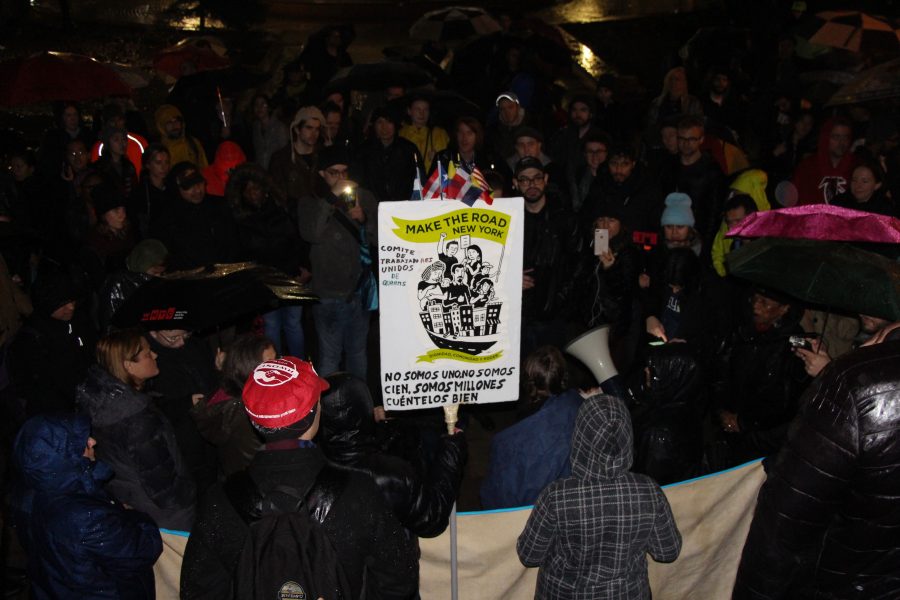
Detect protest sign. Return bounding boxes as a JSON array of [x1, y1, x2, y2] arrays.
[[378, 198, 524, 410]]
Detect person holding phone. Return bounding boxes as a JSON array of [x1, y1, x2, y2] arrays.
[[573, 205, 642, 371]]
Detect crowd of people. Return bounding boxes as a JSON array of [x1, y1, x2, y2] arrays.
[[1, 5, 900, 599]]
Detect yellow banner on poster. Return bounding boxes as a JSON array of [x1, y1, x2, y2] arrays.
[[416, 349, 504, 364], [392, 209, 510, 244]]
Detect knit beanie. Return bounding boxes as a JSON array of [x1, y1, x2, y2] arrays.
[[126, 239, 168, 273], [661, 193, 695, 227]]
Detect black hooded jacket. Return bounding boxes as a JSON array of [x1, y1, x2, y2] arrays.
[[181, 445, 419, 600], [630, 345, 704, 484], [317, 373, 467, 538]]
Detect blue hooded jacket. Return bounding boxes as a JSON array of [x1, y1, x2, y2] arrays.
[[12, 414, 162, 600]]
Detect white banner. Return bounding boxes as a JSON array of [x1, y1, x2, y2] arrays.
[[377, 198, 524, 410]]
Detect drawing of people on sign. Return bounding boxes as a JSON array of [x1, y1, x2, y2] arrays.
[[417, 228, 505, 358]]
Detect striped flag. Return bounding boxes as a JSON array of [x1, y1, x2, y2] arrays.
[[422, 161, 446, 200], [470, 166, 494, 205], [445, 161, 470, 200], [446, 162, 493, 206]]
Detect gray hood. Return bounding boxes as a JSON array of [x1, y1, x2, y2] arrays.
[[570, 394, 633, 481]]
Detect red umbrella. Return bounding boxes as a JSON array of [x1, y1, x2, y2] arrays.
[[153, 46, 230, 81], [0, 51, 133, 106], [727, 204, 900, 244]]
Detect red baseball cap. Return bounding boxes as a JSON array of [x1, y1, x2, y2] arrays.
[[242, 357, 330, 429]]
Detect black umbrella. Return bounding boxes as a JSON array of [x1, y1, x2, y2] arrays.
[[727, 238, 900, 321], [167, 65, 270, 108], [326, 61, 435, 93], [827, 57, 900, 106], [410, 6, 501, 44], [111, 263, 316, 331]]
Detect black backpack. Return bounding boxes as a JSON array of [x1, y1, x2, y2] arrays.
[[225, 469, 354, 600]]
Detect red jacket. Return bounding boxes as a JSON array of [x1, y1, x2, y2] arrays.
[[202, 141, 246, 197], [792, 118, 857, 205]]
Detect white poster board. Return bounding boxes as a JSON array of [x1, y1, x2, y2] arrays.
[[378, 198, 524, 410]]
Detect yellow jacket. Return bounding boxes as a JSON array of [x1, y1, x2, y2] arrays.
[[399, 124, 448, 172]]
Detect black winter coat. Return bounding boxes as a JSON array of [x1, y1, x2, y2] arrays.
[[630, 345, 704, 485], [669, 153, 726, 252], [713, 311, 809, 465], [523, 196, 580, 322], [235, 201, 308, 275], [180, 445, 419, 600], [353, 136, 421, 202], [76, 366, 196, 530], [146, 336, 219, 491], [9, 312, 96, 416], [734, 341, 900, 599], [150, 196, 239, 271], [582, 165, 663, 233], [317, 373, 467, 538]]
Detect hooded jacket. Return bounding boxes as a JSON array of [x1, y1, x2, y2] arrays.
[[9, 269, 96, 415], [517, 394, 682, 599], [201, 141, 246, 197], [76, 366, 196, 530], [734, 341, 900, 599], [792, 118, 857, 205], [181, 445, 419, 600], [154, 104, 208, 168], [11, 414, 162, 600], [317, 373, 467, 538], [631, 345, 704, 484]]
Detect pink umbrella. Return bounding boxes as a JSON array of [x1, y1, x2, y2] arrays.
[[727, 204, 900, 243]]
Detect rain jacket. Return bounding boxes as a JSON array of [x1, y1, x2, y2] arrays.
[[11, 414, 162, 600], [154, 104, 208, 168], [76, 365, 196, 530], [181, 445, 419, 600], [631, 345, 704, 485], [517, 394, 682, 600], [481, 389, 583, 510], [317, 372, 467, 538], [201, 141, 246, 197], [792, 118, 857, 205], [734, 340, 900, 599]]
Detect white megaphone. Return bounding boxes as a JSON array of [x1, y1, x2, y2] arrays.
[[564, 325, 626, 398]]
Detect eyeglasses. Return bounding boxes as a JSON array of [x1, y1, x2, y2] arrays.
[[157, 331, 191, 345], [516, 175, 545, 186], [325, 167, 349, 178], [68, 150, 86, 157]]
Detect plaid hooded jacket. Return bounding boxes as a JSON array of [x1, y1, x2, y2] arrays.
[[517, 394, 682, 599]]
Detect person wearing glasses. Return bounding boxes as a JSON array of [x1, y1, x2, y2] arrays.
[[667, 115, 726, 255], [514, 157, 579, 356], [76, 328, 196, 530], [298, 145, 378, 380]]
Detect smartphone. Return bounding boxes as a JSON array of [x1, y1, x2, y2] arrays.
[[789, 335, 813, 351], [594, 229, 609, 256]]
